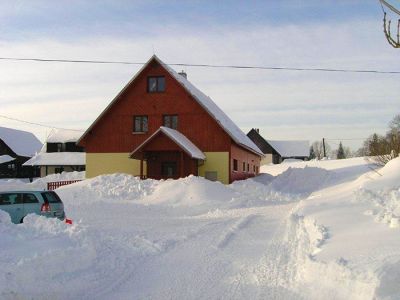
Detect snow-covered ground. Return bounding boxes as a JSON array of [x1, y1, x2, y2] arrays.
[[0, 157, 399, 299]]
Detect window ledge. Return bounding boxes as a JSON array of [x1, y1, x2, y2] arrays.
[[132, 132, 147, 135]]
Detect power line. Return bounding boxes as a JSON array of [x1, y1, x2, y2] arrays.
[[0, 56, 399, 74], [0, 114, 84, 132], [326, 138, 368, 141]]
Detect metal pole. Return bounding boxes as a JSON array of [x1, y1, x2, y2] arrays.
[[322, 138, 326, 158]]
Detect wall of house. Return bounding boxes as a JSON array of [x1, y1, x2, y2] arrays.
[[198, 152, 229, 184], [86, 153, 146, 178], [230, 144, 261, 182], [79, 59, 235, 183], [261, 154, 273, 165], [80, 60, 231, 154]]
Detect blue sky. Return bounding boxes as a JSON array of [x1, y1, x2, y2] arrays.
[[0, 0, 399, 151]]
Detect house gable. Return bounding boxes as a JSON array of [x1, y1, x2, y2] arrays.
[[79, 56, 233, 153]]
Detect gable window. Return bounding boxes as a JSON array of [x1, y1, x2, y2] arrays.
[[163, 115, 178, 130], [133, 115, 148, 133], [148, 76, 165, 93], [233, 159, 238, 171]]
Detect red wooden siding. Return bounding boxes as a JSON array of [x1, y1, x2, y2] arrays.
[[80, 60, 231, 153], [230, 143, 261, 182]]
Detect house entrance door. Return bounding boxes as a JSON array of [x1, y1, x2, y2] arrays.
[[161, 161, 177, 178]]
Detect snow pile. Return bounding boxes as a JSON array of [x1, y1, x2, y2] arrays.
[[355, 157, 400, 228], [0, 214, 92, 299], [357, 188, 400, 228], [143, 175, 236, 207], [1, 157, 399, 299], [269, 166, 333, 196], [57, 173, 157, 206], [0, 209, 11, 224], [0, 171, 85, 192]]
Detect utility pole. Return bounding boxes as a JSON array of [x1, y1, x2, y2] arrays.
[[322, 138, 326, 158]]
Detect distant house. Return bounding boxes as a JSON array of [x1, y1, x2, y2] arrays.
[[78, 55, 263, 184], [247, 129, 309, 164], [0, 126, 42, 178], [23, 129, 85, 177]]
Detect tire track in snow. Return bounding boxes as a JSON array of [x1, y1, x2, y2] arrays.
[[216, 214, 257, 249], [87, 220, 228, 299]]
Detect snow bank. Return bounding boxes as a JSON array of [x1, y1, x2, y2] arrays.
[[143, 175, 236, 207], [0, 214, 93, 299], [57, 173, 157, 206], [269, 166, 333, 196], [355, 157, 400, 229], [0, 171, 85, 191]]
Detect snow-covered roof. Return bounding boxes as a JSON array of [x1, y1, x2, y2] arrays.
[[46, 129, 83, 143], [267, 140, 309, 158], [23, 152, 86, 166], [0, 126, 43, 157], [0, 155, 15, 164], [78, 55, 263, 156], [158, 57, 263, 156], [130, 126, 206, 160]]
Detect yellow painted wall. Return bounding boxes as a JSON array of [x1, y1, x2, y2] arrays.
[[86, 153, 146, 178], [261, 154, 273, 165], [198, 152, 229, 184]]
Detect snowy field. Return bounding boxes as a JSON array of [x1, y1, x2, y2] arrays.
[[1, 157, 400, 299]]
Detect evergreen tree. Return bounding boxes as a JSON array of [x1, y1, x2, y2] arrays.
[[337, 142, 345, 159], [309, 145, 316, 160]]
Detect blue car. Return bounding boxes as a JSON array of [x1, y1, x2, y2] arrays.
[[0, 191, 65, 224]]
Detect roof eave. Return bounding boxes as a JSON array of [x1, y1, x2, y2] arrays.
[[77, 55, 159, 145]]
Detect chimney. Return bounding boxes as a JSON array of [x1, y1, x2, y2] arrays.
[[255, 128, 259, 133], [178, 71, 187, 79]]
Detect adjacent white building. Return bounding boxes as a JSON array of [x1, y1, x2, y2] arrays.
[[23, 129, 85, 177]]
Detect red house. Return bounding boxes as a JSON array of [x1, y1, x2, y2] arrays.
[[78, 55, 263, 184]]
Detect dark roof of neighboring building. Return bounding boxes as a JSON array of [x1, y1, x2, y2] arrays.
[[247, 129, 309, 157]]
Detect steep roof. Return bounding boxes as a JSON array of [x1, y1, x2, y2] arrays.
[[0, 126, 43, 157], [130, 126, 206, 160], [46, 129, 83, 143], [23, 152, 86, 166], [267, 140, 309, 157], [0, 155, 15, 164], [78, 55, 263, 156]]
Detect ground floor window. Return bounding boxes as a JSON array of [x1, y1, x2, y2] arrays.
[[55, 167, 64, 174], [233, 159, 238, 171]]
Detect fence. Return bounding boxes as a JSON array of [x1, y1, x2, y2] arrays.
[[47, 180, 82, 191]]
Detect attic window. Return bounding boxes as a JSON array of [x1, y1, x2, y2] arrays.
[[148, 76, 165, 93]]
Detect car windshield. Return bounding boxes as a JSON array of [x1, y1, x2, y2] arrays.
[[41, 192, 62, 203]]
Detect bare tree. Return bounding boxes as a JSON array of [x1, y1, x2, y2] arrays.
[[311, 141, 331, 160], [380, 0, 400, 48]]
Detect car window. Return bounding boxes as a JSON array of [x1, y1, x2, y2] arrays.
[[41, 192, 62, 203], [0, 194, 11, 205], [0, 193, 22, 205], [23, 193, 39, 204]]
